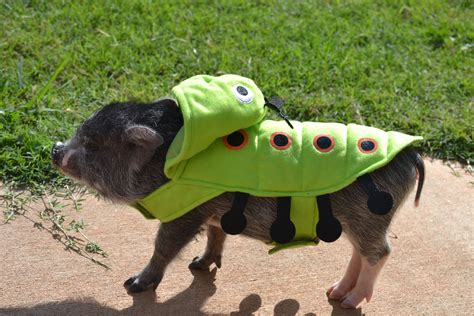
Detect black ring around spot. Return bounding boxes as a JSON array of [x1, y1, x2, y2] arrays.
[[361, 140, 375, 152], [274, 134, 289, 147], [316, 136, 332, 149], [226, 131, 245, 147], [236, 86, 248, 95]]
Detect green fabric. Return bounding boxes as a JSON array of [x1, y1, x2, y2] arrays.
[[134, 120, 421, 220], [132, 74, 422, 253], [163, 121, 422, 197], [268, 196, 320, 254], [165, 74, 267, 178], [135, 182, 223, 222]]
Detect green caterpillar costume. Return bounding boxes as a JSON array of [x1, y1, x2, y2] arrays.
[[133, 75, 422, 253]]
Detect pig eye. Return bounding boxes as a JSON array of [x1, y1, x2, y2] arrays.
[[358, 138, 378, 154], [223, 130, 248, 150], [232, 85, 254, 104], [313, 135, 335, 153], [84, 138, 99, 151], [86, 143, 98, 151]]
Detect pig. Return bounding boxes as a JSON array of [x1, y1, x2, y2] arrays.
[[51, 98, 424, 308]]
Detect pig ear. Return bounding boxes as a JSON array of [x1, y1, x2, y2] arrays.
[[154, 98, 178, 108], [124, 125, 164, 149]]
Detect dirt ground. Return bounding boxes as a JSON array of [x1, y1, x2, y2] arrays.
[[0, 160, 473, 315]]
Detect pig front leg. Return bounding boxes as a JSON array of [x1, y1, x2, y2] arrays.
[[189, 223, 227, 270], [124, 210, 208, 294]]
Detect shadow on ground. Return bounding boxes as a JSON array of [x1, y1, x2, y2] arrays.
[[0, 268, 361, 316]]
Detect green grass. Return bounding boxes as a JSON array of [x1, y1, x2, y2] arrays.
[[1, 0, 473, 188]]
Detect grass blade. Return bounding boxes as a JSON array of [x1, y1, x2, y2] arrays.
[[25, 56, 70, 111]]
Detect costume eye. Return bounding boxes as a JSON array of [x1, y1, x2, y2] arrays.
[[232, 85, 254, 104]]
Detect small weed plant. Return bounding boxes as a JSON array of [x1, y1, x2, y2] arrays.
[[1, 181, 109, 269]]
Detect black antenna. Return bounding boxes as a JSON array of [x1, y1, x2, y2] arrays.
[[264, 96, 294, 129]]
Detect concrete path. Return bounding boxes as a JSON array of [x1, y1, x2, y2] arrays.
[[0, 160, 472, 315]]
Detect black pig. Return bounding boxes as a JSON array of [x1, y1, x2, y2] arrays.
[[52, 99, 424, 308]]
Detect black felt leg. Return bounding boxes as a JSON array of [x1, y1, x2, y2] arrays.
[[270, 197, 296, 244], [316, 194, 342, 243], [357, 174, 394, 215], [220, 192, 249, 235]]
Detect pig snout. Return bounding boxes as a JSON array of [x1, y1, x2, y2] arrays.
[[51, 142, 65, 166]]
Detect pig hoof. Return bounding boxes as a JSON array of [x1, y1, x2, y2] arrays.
[[128, 283, 148, 293], [123, 276, 159, 293], [340, 287, 373, 309], [124, 277, 135, 287], [327, 280, 354, 300], [124, 277, 146, 293], [189, 255, 222, 270], [189, 256, 210, 270]]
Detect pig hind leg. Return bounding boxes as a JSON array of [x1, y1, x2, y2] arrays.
[[327, 204, 392, 308], [327, 247, 362, 300], [189, 223, 227, 270], [328, 149, 417, 308], [326, 206, 392, 307], [338, 233, 391, 309]]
